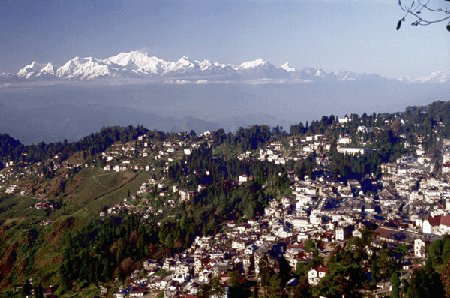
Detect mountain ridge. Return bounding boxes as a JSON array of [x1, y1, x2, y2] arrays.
[[10, 50, 449, 83]]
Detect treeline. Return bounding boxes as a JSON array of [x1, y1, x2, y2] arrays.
[[0, 125, 148, 164], [210, 125, 282, 152], [327, 128, 405, 184], [0, 124, 282, 166], [0, 134, 22, 169], [288, 102, 449, 146], [1, 100, 449, 166], [289, 114, 384, 137], [168, 146, 288, 188], [403, 100, 450, 138]]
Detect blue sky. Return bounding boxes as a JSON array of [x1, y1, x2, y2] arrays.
[[0, 0, 449, 78]]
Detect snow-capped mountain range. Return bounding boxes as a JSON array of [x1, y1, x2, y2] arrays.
[[8, 50, 450, 83]]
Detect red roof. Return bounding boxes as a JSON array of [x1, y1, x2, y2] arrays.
[[317, 266, 328, 273], [428, 215, 442, 227], [375, 227, 396, 239], [440, 215, 450, 227]]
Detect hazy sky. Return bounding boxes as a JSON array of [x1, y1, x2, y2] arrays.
[[0, 0, 449, 78]]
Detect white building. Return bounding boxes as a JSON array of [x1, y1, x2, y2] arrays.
[[337, 147, 365, 156], [308, 267, 328, 285], [414, 239, 427, 258]]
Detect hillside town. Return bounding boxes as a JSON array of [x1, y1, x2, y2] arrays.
[[104, 133, 450, 297], [1, 106, 450, 297]]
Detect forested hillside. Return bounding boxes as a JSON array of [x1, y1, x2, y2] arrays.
[[0, 100, 449, 297]]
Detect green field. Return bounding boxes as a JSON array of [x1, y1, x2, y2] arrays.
[[0, 167, 150, 294]]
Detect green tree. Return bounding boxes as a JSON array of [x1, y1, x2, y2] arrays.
[[268, 274, 284, 298], [376, 248, 397, 280], [304, 239, 316, 254], [406, 259, 445, 298], [291, 278, 311, 298], [210, 277, 225, 298], [441, 258, 450, 297], [316, 262, 363, 298], [442, 236, 450, 265], [402, 279, 410, 298], [370, 259, 379, 287], [258, 255, 274, 289], [391, 272, 400, 298]]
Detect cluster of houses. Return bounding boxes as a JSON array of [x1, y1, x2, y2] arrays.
[[1, 115, 450, 297], [258, 132, 367, 166], [99, 176, 199, 219], [107, 132, 450, 297], [101, 133, 200, 173]]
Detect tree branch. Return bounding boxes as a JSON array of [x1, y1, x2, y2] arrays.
[[397, 0, 450, 31]]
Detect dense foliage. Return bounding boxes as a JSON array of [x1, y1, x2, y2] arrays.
[[0, 125, 148, 163], [59, 147, 290, 291], [210, 125, 280, 151], [1, 100, 450, 296]]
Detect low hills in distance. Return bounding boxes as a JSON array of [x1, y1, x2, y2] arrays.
[[0, 51, 449, 144]]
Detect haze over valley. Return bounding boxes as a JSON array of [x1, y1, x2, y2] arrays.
[[1, 51, 449, 144]]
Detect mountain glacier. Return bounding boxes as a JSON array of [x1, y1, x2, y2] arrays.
[[12, 50, 447, 83], [2, 50, 450, 144]]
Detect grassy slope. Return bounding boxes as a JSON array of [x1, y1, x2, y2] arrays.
[[0, 167, 149, 295]]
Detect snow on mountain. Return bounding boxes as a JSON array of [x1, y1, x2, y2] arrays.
[[332, 70, 359, 81], [162, 56, 196, 76], [199, 59, 213, 71], [237, 58, 269, 70], [234, 58, 289, 79], [17, 61, 45, 78], [55, 57, 80, 78], [12, 50, 449, 83], [18, 61, 58, 79], [106, 50, 164, 76], [55, 57, 111, 79], [39, 63, 56, 77], [399, 71, 450, 84], [415, 71, 450, 83], [290, 67, 329, 81], [280, 62, 296, 72], [195, 59, 235, 77]]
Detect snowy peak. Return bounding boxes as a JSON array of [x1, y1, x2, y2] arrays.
[[303, 67, 326, 78], [17, 61, 58, 78], [40, 63, 55, 75], [280, 62, 296, 72], [177, 56, 192, 65], [199, 59, 213, 71], [234, 59, 289, 79], [55, 56, 110, 79], [11, 51, 450, 83], [399, 71, 450, 84], [107, 50, 165, 75], [56, 57, 85, 77], [415, 71, 450, 83], [17, 61, 43, 78], [237, 58, 270, 70]]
